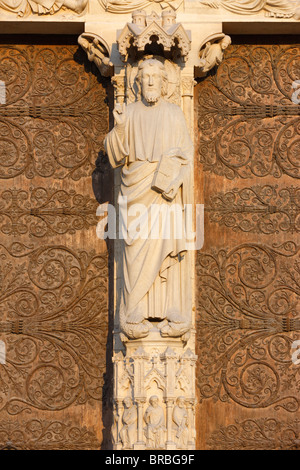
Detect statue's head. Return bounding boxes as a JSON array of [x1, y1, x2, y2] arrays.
[[176, 396, 185, 408], [136, 58, 168, 104], [221, 35, 231, 50], [123, 397, 132, 408], [149, 395, 159, 407]]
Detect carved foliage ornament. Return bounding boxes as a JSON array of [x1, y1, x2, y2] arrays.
[[206, 185, 300, 235], [196, 241, 300, 412], [0, 419, 101, 450], [197, 44, 300, 180], [208, 418, 300, 450], [0, 242, 108, 415], [0, 187, 99, 238], [0, 44, 108, 180]]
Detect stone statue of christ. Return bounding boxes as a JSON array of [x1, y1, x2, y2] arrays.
[[104, 58, 193, 340]]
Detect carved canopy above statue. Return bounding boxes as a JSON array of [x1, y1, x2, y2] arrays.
[[117, 10, 191, 61]]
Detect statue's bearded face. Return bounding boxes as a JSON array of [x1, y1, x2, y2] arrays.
[[141, 64, 163, 104]]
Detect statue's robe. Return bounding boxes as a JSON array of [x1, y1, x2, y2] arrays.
[[104, 99, 193, 323]]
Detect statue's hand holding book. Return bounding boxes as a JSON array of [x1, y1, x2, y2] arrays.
[[152, 149, 189, 201]]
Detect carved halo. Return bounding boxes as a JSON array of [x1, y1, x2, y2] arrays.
[[126, 56, 181, 105]]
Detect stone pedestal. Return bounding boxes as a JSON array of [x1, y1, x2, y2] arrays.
[[113, 328, 197, 450]]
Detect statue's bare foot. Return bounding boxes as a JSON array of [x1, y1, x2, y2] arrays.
[[122, 308, 151, 339], [123, 321, 150, 339], [158, 310, 191, 339]]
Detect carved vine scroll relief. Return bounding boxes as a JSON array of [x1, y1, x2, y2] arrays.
[[195, 42, 300, 449], [197, 241, 300, 411], [197, 44, 300, 181], [0, 42, 110, 449], [207, 418, 300, 450], [0, 419, 100, 450], [206, 185, 300, 235]]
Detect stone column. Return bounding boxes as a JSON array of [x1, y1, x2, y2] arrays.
[[132, 347, 148, 449], [181, 74, 195, 134], [162, 347, 177, 449], [181, 349, 197, 449], [112, 73, 125, 104]]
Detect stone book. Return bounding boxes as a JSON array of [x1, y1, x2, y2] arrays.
[[152, 153, 183, 200]]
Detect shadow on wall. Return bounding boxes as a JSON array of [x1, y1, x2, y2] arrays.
[[74, 44, 115, 449], [93, 150, 115, 450]]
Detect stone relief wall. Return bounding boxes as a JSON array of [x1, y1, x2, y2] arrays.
[[1, 0, 300, 19], [0, 0, 88, 16], [99, 0, 183, 13], [198, 0, 300, 19], [207, 418, 300, 450]]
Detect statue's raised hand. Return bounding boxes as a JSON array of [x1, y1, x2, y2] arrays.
[[113, 103, 126, 127]]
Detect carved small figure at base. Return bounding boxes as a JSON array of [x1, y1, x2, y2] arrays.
[[119, 397, 137, 449], [173, 396, 189, 449], [144, 395, 166, 449]]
